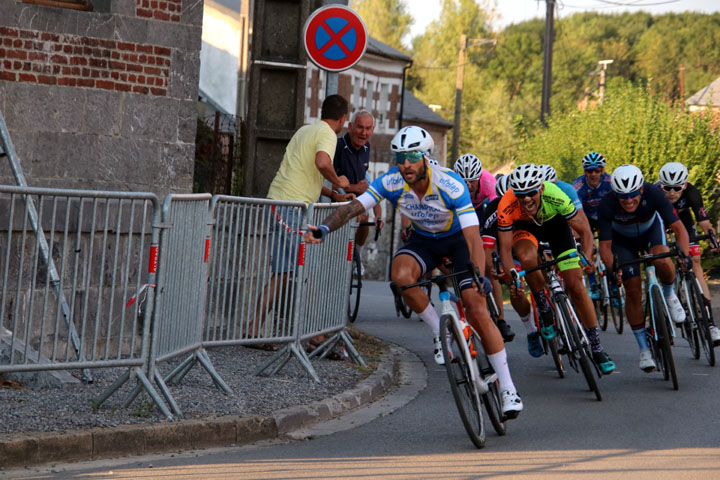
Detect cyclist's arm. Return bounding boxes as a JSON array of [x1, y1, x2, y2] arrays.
[[567, 211, 594, 259], [699, 219, 715, 235], [498, 230, 514, 283], [599, 240, 614, 276], [373, 203, 383, 228], [304, 198, 369, 244], [462, 225, 486, 277], [668, 219, 690, 257]]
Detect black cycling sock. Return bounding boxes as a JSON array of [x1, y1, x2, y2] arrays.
[[532, 290, 551, 313], [585, 326, 603, 353]]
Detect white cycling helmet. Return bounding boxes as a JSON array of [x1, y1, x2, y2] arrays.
[[495, 174, 511, 197], [391, 126, 434, 155], [510, 163, 543, 193], [658, 162, 689, 187], [611, 164, 644, 194], [538, 164, 558, 183], [427, 158, 440, 166], [453, 154, 482, 181]]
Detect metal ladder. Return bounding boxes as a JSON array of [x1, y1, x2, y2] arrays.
[[0, 108, 92, 383]]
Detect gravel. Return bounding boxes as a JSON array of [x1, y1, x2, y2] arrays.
[[0, 343, 370, 441]]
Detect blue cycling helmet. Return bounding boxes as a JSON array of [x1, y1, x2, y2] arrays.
[[582, 152, 606, 170]]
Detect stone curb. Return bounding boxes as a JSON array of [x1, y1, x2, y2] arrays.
[[0, 347, 398, 469]]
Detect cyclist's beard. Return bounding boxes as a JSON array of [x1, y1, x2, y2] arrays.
[[405, 163, 428, 186]]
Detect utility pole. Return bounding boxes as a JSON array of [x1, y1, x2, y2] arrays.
[[451, 35, 495, 162], [540, 0, 555, 127], [598, 59, 613, 104], [679, 64, 685, 100]]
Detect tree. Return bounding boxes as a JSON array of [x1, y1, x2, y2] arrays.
[[351, 0, 413, 52]]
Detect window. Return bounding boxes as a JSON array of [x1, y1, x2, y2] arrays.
[[22, 0, 93, 11], [353, 76, 362, 112], [365, 80, 374, 110]]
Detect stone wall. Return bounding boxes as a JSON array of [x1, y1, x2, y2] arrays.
[[0, 0, 204, 197]]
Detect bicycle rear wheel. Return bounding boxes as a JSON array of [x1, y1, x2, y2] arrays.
[[347, 252, 362, 323], [689, 277, 715, 366], [676, 276, 700, 359], [440, 314, 486, 448], [558, 297, 602, 401], [651, 286, 678, 390], [595, 298, 608, 331], [476, 350, 506, 436]]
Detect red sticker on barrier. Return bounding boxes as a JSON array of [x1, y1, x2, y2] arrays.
[[204, 238, 210, 263], [148, 245, 158, 273], [347, 241, 354, 261], [298, 243, 306, 266]]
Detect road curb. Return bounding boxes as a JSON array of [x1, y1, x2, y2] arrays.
[[0, 347, 398, 469]]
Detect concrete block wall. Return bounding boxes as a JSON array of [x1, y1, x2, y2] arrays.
[[0, 0, 204, 197]]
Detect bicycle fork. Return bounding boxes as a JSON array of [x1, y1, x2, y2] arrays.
[[647, 266, 677, 340]]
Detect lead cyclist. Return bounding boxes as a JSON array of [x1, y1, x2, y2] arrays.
[[304, 125, 523, 418]]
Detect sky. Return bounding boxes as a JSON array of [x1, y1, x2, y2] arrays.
[[408, 0, 720, 42]]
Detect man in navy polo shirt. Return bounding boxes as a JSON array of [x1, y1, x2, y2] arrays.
[[323, 110, 383, 271]]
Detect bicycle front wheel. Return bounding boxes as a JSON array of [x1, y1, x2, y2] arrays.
[[476, 351, 506, 436], [545, 336, 565, 379], [440, 314, 486, 448], [558, 297, 602, 401], [689, 277, 715, 366], [347, 252, 362, 323], [609, 285, 625, 334], [651, 286, 679, 390]]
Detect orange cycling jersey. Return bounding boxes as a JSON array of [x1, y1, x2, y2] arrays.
[[497, 181, 577, 231]]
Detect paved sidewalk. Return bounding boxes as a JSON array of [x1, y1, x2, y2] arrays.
[[0, 343, 401, 470]]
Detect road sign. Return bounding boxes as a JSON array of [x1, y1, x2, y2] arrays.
[[303, 4, 368, 72]]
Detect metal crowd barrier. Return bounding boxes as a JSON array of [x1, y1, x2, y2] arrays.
[[300, 203, 366, 368], [140, 194, 231, 417], [0, 186, 171, 417]]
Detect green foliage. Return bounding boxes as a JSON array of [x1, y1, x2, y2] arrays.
[[351, 0, 413, 52], [519, 81, 720, 225]]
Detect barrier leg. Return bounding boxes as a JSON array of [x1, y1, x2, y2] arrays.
[[92, 368, 131, 410], [165, 353, 196, 385], [307, 334, 338, 359], [154, 369, 182, 416], [253, 344, 289, 376], [196, 348, 232, 394], [339, 329, 367, 369]]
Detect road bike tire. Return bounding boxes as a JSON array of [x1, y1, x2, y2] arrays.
[[651, 286, 679, 390], [609, 285, 625, 334], [689, 277, 715, 366], [545, 336, 565, 379], [440, 314, 486, 449], [347, 252, 362, 323], [595, 298, 608, 331], [676, 276, 700, 359], [476, 349, 506, 436], [558, 297, 602, 401]]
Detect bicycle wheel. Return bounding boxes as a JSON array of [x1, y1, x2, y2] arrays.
[[678, 279, 701, 360], [651, 286, 678, 390], [609, 285, 625, 334], [347, 252, 362, 323], [545, 336, 565, 379], [558, 297, 602, 401], [595, 298, 608, 331], [689, 277, 715, 366], [440, 314, 486, 448], [476, 350, 506, 436]]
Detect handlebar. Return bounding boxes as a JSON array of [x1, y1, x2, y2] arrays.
[[696, 232, 719, 251], [511, 250, 584, 288], [395, 261, 489, 295], [357, 219, 383, 241]]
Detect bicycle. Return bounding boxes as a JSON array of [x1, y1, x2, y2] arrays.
[[397, 261, 506, 449], [592, 242, 625, 335], [513, 249, 602, 401], [674, 233, 717, 366], [616, 247, 680, 390], [347, 218, 382, 323]]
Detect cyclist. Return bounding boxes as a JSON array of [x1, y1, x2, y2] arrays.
[[657, 162, 720, 344], [538, 164, 592, 235], [573, 153, 614, 300], [304, 126, 524, 417], [497, 164, 616, 374], [480, 174, 541, 357], [454, 155, 515, 343], [597, 165, 690, 372]]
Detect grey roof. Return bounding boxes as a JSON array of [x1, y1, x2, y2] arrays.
[[686, 76, 720, 106], [402, 89, 453, 128], [367, 37, 412, 62]]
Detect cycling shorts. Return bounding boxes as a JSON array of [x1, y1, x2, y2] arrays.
[[268, 206, 304, 274], [611, 214, 667, 280], [394, 231, 475, 291], [511, 215, 580, 271]]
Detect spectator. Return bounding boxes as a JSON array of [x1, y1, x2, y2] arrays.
[[253, 95, 350, 343], [323, 110, 384, 274]]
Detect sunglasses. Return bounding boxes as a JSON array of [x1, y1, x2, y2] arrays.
[[616, 190, 641, 200], [394, 151, 424, 164], [515, 189, 540, 199], [661, 185, 684, 193]]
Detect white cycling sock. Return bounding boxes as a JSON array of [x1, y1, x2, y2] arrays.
[[418, 302, 440, 336], [356, 244, 365, 257], [520, 315, 536, 333], [488, 349, 516, 393]]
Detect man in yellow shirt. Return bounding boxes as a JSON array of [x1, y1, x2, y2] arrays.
[[254, 95, 350, 341]]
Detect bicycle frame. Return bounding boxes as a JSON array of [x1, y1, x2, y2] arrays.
[[545, 269, 592, 358], [644, 265, 676, 341]]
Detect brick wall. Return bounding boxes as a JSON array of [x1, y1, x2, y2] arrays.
[[0, 0, 204, 197]]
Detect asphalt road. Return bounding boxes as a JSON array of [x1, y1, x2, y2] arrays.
[[9, 281, 720, 479]]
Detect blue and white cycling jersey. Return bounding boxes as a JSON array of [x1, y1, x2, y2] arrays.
[[556, 180, 583, 211], [573, 173, 612, 222], [357, 164, 478, 238]]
